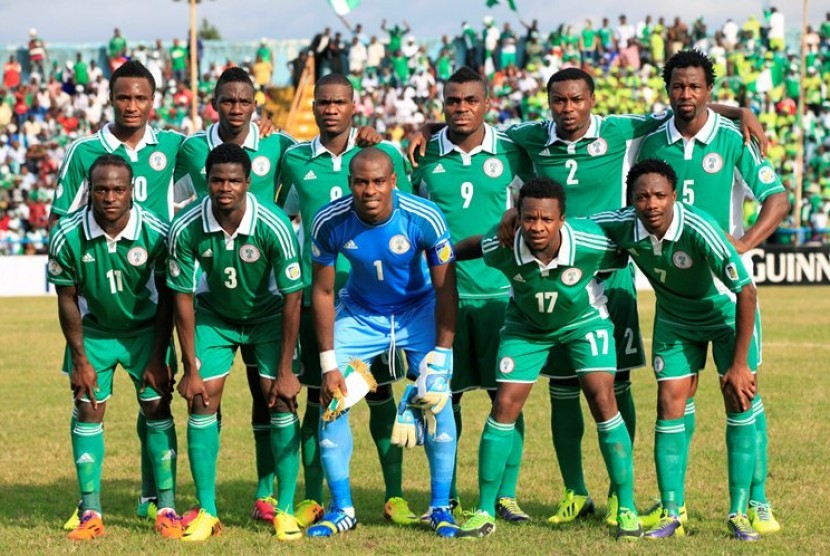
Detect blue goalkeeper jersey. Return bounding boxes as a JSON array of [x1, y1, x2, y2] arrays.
[[311, 189, 454, 314]]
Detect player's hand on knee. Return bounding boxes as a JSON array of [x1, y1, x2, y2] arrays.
[[141, 358, 172, 400], [71, 359, 99, 410], [178, 372, 209, 412], [268, 371, 301, 412], [391, 385, 425, 448], [415, 347, 453, 416], [720, 364, 756, 412], [321, 369, 347, 409]]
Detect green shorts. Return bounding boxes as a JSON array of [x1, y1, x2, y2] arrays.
[[651, 316, 760, 382], [451, 296, 508, 392], [195, 310, 299, 381], [297, 307, 404, 388], [497, 319, 618, 383], [63, 329, 168, 403]]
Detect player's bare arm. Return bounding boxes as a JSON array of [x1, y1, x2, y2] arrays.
[[57, 284, 99, 409], [720, 284, 758, 412], [141, 275, 175, 399], [429, 261, 458, 350], [173, 291, 209, 411], [355, 126, 382, 147], [496, 207, 519, 247], [452, 235, 484, 261], [267, 289, 303, 411], [407, 123, 446, 166], [312, 261, 346, 408], [729, 192, 791, 254], [708, 104, 768, 156]]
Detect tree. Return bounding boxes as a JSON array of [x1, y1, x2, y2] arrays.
[[198, 18, 221, 40]]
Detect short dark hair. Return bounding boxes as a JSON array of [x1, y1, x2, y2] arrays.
[[663, 49, 716, 87], [315, 72, 354, 98], [518, 177, 566, 215], [205, 143, 251, 179], [446, 66, 488, 96], [626, 159, 678, 194], [110, 60, 155, 94], [88, 154, 133, 185], [215, 66, 254, 97], [547, 67, 594, 96]]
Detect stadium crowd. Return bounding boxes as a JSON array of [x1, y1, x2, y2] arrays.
[[2, 9, 830, 254]]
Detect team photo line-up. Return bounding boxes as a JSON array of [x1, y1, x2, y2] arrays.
[[50, 46, 786, 542]]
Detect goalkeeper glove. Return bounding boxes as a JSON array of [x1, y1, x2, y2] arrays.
[[391, 384, 425, 448]]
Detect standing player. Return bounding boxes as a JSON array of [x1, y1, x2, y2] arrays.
[[411, 67, 534, 520], [49, 155, 180, 540], [636, 49, 788, 535], [593, 159, 761, 541], [306, 148, 459, 538], [168, 143, 305, 542], [453, 178, 641, 541], [51, 60, 185, 529], [277, 73, 417, 525]]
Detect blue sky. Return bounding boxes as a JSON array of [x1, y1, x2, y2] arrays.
[[1, 0, 820, 44]]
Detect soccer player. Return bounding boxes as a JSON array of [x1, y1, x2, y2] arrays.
[[592, 159, 760, 541], [278, 73, 417, 525], [167, 143, 304, 542], [305, 148, 459, 538], [453, 178, 641, 541], [411, 67, 534, 520], [51, 60, 185, 529], [48, 155, 180, 540], [410, 67, 766, 526], [636, 49, 788, 535]]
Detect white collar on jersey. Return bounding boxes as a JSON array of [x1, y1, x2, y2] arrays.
[[83, 205, 141, 241], [437, 123, 498, 157], [203, 193, 256, 236], [100, 124, 158, 154], [634, 202, 684, 243], [515, 220, 575, 269], [208, 122, 260, 151], [311, 127, 357, 158], [666, 108, 719, 145], [546, 114, 601, 146]]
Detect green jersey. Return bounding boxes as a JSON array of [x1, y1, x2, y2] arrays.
[[413, 124, 533, 298], [502, 112, 670, 215], [53, 125, 185, 222], [592, 203, 752, 328], [47, 205, 169, 337], [167, 194, 303, 324], [481, 218, 624, 334], [173, 123, 296, 207], [278, 129, 412, 302], [636, 110, 786, 236]]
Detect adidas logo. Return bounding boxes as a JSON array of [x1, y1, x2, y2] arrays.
[[432, 164, 446, 174], [202, 248, 213, 258], [538, 148, 551, 157], [343, 240, 358, 249], [200, 167, 206, 175], [161, 449, 177, 461], [319, 438, 337, 448], [82, 253, 96, 263], [76, 453, 95, 464], [513, 273, 525, 283], [304, 170, 317, 180], [434, 432, 453, 443]]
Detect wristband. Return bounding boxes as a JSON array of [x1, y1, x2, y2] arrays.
[[320, 350, 338, 373]]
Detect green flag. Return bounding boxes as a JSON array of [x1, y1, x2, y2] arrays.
[[486, 0, 518, 9], [327, 0, 360, 16]]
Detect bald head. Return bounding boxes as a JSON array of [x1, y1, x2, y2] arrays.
[[348, 147, 397, 224], [349, 147, 394, 175]]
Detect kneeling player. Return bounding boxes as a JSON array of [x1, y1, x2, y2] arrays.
[[455, 178, 641, 540], [593, 159, 760, 540]]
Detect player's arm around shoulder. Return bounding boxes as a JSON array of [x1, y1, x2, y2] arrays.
[[572, 217, 627, 271]]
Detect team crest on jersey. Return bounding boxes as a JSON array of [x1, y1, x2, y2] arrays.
[[561, 268, 583, 286], [239, 244, 261, 263], [47, 259, 62, 275], [127, 247, 148, 266], [725, 262, 739, 281], [435, 239, 453, 263], [702, 153, 723, 174], [587, 138, 608, 156], [388, 234, 411, 254], [285, 262, 301, 280], [758, 166, 776, 184], [252, 156, 271, 177], [483, 157, 504, 178], [168, 259, 181, 277], [653, 355, 665, 374], [149, 151, 167, 171], [672, 250, 693, 269], [499, 357, 515, 375]]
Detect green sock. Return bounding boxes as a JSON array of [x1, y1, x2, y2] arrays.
[[137, 411, 157, 499], [597, 413, 635, 511], [654, 417, 685, 515], [749, 395, 768, 504], [145, 417, 178, 511], [253, 424, 275, 499], [368, 396, 403, 501], [680, 399, 696, 507], [498, 411, 524, 499], [478, 416, 515, 516], [450, 403, 462, 500], [614, 380, 636, 443], [72, 421, 105, 513], [301, 400, 324, 502], [188, 414, 220, 516], [549, 383, 587, 495], [726, 410, 757, 515], [271, 413, 300, 514]]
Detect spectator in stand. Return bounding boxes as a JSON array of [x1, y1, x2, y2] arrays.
[[381, 19, 411, 56], [768, 7, 785, 51], [580, 19, 599, 66], [366, 36, 385, 74], [615, 14, 638, 69], [4, 56, 22, 91], [170, 38, 188, 83], [667, 16, 689, 56], [27, 29, 48, 82], [252, 54, 273, 89], [73, 54, 89, 93], [108, 28, 127, 69], [348, 36, 368, 75]]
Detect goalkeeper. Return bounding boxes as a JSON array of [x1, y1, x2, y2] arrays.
[[308, 148, 459, 538]]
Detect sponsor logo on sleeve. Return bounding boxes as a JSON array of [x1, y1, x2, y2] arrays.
[[168, 259, 181, 277], [725, 262, 739, 281], [47, 259, 63, 275], [285, 262, 301, 280], [758, 166, 776, 184], [435, 238, 453, 263]]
